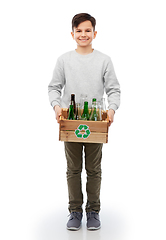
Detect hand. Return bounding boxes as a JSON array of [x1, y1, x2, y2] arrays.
[[54, 105, 61, 123], [107, 109, 115, 127]]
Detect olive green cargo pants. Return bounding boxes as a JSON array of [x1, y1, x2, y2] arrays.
[[64, 142, 103, 213]]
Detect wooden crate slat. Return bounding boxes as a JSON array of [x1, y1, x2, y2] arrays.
[[60, 119, 108, 133], [60, 131, 108, 143]]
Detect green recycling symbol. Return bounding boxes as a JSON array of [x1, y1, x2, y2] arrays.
[[75, 124, 91, 139]]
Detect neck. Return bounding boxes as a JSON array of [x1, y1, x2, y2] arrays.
[[76, 45, 94, 55]]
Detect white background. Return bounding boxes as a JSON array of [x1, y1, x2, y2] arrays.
[[0, 0, 166, 239]]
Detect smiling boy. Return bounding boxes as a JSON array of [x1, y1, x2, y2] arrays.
[[71, 20, 97, 55], [48, 13, 120, 230]]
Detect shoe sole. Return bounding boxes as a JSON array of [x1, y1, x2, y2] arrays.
[[67, 225, 81, 231], [87, 225, 101, 230]]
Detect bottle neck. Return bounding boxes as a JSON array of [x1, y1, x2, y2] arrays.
[[71, 94, 75, 102], [92, 102, 97, 109]]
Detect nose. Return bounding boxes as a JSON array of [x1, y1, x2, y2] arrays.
[[81, 31, 86, 37]]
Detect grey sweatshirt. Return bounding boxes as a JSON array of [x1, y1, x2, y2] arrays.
[[48, 49, 120, 112]]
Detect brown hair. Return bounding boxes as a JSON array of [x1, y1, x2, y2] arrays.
[[72, 13, 96, 32]]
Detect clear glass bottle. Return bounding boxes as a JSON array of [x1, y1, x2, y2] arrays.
[[90, 101, 98, 121], [80, 94, 88, 112], [101, 98, 107, 120], [75, 103, 81, 120], [81, 101, 90, 120]]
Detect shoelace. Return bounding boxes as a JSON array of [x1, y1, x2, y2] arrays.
[[68, 212, 82, 220], [87, 212, 99, 221]]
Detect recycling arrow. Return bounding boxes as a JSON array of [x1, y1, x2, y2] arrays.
[[75, 124, 91, 139]]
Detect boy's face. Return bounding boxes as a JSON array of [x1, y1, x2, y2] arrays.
[[71, 20, 97, 48]]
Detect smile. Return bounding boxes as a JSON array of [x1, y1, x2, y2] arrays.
[[79, 39, 89, 41]]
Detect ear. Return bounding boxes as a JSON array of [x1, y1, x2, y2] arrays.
[[71, 31, 74, 39], [93, 31, 97, 39]]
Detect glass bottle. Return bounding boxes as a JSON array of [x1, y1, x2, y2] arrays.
[[97, 101, 102, 121], [90, 98, 96, 116], [101, 98, 107, 120], [90, 101, 98, 121], [81, 101, 90, 120], [75, 103, 81, 120], [67, 105, 75, 120], [80, 94, 88, 112], [71, 94, 76, 115]]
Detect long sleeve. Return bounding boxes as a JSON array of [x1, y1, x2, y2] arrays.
[[104, 58, 121, 112], [48, 50, 120, 111], [48, 57, 65, 108]]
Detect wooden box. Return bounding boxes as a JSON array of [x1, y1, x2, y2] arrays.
[[59, 108, 109, 144]]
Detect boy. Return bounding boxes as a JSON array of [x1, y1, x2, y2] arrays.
[[48, 13, 120, 230]]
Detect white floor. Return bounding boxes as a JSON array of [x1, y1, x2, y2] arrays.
[[35, 207, 126, 240]]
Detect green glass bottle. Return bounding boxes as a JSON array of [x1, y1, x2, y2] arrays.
[[90, 101, 98, 121], [90, 98, 96, 116], [81, 101, 90, 120], [67, 105, 75, 120], [92, 98, 96, 103]]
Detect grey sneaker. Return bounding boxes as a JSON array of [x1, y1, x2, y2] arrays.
[[67, 212, 83, 230], [86, 211, 101, 230]]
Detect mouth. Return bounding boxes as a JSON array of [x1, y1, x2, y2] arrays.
[[79, 39, 89, 41]]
